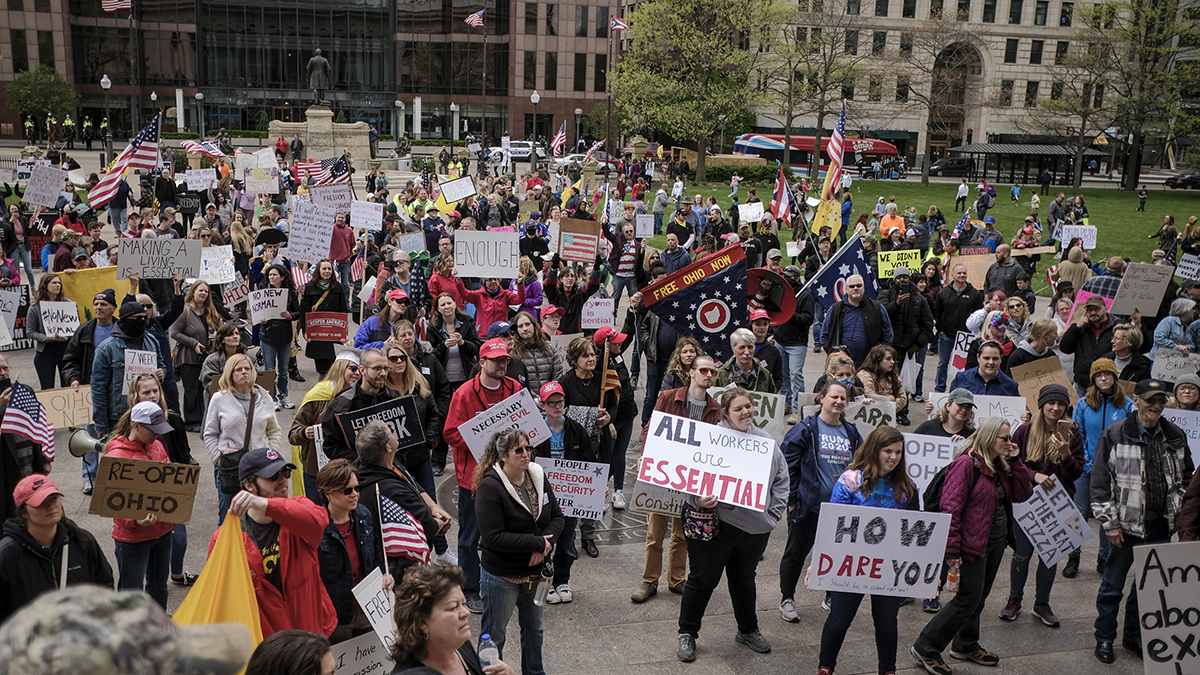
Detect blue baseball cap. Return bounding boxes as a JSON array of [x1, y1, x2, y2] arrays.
[[487, 321, 512, 338]]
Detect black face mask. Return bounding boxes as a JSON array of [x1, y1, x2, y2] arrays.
[[119, 316, 146, 339]]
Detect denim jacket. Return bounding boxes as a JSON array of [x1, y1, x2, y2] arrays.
[[91, 330, 164, 433]]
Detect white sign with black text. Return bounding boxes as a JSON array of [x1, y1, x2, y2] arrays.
[[24, 164, 67, 208], [457, 388, 553, 459], [535, 458, 609, 519], [1012, 481, 1093, 568]]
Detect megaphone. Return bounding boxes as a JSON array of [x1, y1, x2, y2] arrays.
[[747, 268, 797, 326], [68, 429, 104, 458]]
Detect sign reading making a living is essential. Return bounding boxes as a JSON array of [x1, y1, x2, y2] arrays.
[[1131, 541, 1200, 675], [40, 301, 80, 338], [310, 184, 353, 213], [350, 200, 384, 232], [88, 455, 201, 524], [457, 388, 553, 459], [534, 458, 609, 519], [453, 230, 520, 278], [808, 502, 951, 597], [288, 202, 336, 264], [249, 288, 288, 325], [200, 245, 236, 284], [639, 410, 776, 512], [440, 176, 478, 204], [336, 396, 424, 452], [1012, 481, 1093, 568], [117, 239, 203, 280], [1110, 262, 1173, 316], [24, 164, 67, 208]]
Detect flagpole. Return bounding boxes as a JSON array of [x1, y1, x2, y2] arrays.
[[376, 487, 390, 578], [605, 30, 615, 159], [597, 339, 611, 449]]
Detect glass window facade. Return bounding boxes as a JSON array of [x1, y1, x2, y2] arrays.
[[71, 25, 134, 84], [37, 30, 54, 67], [594, 52, 606, 92], [10, 30, 29, 73], [574, 52, 586, 91], [595, 5, 608, 38], [1029, 39, 1042, 63], [576, 5, 587, 36], [524, 50, 536, 89], [545, 51, 556, 90]]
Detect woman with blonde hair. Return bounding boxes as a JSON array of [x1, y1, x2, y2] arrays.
[[384, 341, 443, 479], [512, 256, 543, 316], [26, 272, 70, 388], [228, 213, 255, 277], [289, 352, 361, 502], [170, 280, 223, 431]]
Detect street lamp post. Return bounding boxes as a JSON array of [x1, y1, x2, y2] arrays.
[[100, 74, 113, 166], [195, 92, 205, 139], [450, 102, 459, 151], [394, 99, 404, 142], [530, 91, 540, 175], [575, 108, 583, 152]]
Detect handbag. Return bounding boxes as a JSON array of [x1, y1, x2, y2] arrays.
[[216, 389, 256, 494], [682, 501, 720, 541]]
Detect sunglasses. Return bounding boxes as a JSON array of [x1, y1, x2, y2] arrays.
[[340, 485, 361, 496], [347, 364, 359, 373], [509, 446, 532, 456], [997, 435, 1012, 443], [268, 468, 293, 481], [697, 367, 717, 376], [388, 354, 409, 363]]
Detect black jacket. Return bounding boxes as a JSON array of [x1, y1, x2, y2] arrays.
[[933, 282, 983, 337], [259, 285, 300, 346], [430, 313, 482, 380], [412, 341, 451, 417], [1101, 350, 1154, 384], [298, 279, 349, 362], [475, 466, 564, 579], [0, 519, 114, 624], [825, 300, 887, 357], [354, 459, 439, 578], [774, 288, 816, 347], [62, 319, 103, 385], [1059, 319, 1141, 389], [399, 389, 444, 469], [532, 416, 598, 462], [543, 258, 604, 334], [321, 384, 398, 462], [318, 504, 386, 624], [879, 282, 935, 352]]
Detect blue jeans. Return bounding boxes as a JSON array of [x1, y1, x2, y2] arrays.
[[337, 261, 352, 294], [609, 416, 633, 491], [260, 340, 289, 400], [642, 360, 664, 427], [779, 343, 807, 409], [411, 458, 448, 554], [171, 524, 188, 576], [728, 186, 739, 198], [935, 333, 954, 393], [481, 568, 546, 675], [110, 207, 127, 236], [115, 531, 172, 608], [820, 591, 903, 673], [813, 304, 826, 347], [458, 486, 481, 598], [1072, 471, 1111, 559], [1094, 518, 1169, 644], [629, 331, 641, 379], [82, 452, 98, 483], [13, 242, 35, 286], [1009, 524, 1056, 604], [214, 466, 233, 525], [611, 275, 637, 310], [653, 213, 663, 235], [551, 516, 579, 585]]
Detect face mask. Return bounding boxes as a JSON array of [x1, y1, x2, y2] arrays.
[[834, 376, 854, 389], [119, 316, 146, 339]]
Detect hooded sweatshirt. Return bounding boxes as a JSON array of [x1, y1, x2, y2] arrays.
[[1006, 339, 1055, 371], [0, 519, 114, 623], [1055, 246, 1093, 292]]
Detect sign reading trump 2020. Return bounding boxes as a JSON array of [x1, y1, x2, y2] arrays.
[[638, 410, 775, 512], [808, 503, 950, 597], [1132, 541, 1200, 675]]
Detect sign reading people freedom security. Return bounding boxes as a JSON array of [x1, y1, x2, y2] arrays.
[[458, 388, 553, 459], [535, 458, 609, 519], [1131, 541, 1200, 675], [336, 396, 425, 452], [117, 239, 203, 280], [639, 410, 776, 512]]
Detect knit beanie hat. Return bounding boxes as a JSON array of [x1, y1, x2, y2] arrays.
[[1089, 358, 1118, 381], [1038, 383, 1072, 409]]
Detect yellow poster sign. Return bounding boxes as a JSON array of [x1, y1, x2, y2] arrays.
[[876, 249, 924, 279], [57, 266, 120, 321]]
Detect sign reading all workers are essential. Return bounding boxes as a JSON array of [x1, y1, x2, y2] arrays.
[[117, 239, 203, 280], [1012, 481, 1093, 568], [453, 230, 520, 278], [535, 458, 609, 520], [458, 388, 553, 459], [639, 410, 776, 512], [88, 455, 201, 524], [1132, 541, 1200, 675], [336, 396, 424, 452], [903, 433, 967, 506], [808, 503, 951, 597]]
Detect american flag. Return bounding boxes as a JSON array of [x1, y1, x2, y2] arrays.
[[314, 156, 350, 185], [583, 139, 605, 165], [821, 101, 846, 201], [560, 232, 599, 260], [350, 249, 366, 282], [102, 0, 131, 10], [550, 122, 567, 157], [771, 162, 792, 223], [379, 494, 431, 564], [89, 114, 161, 208], [421, 164, 431, 194], [181, 140, 225, 158], [611, 17, 629, 30], [295, 159, 322, 180], [465, 9, 485, 27], [1045, 264, 1059, 292], [2, 383, 54, 460], [291, 263, 311, 289], [951, 209, 970, 241]]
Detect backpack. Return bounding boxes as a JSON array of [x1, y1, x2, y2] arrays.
[[922, 455, 982, 512], [982, 193, 995, 209]]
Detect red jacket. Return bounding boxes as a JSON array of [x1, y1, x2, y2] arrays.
[[210, 497, 337, 638], [462, 284, 525, 335], [105, 437, 175, 544], [330, 223, 355, 263], [428, 271, 467, 309], [55, 215, 87, 236], [443, 375, 525, 489]]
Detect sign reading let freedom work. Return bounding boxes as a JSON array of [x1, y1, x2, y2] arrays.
[[336, 396, 425, 452]]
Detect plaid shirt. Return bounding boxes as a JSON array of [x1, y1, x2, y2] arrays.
[[1091, 414, 1194, 538]]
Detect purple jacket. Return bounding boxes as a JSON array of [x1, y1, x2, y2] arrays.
[[941, 450, 1034, 561], [1011, 422, 1085, 498], [512, 277, 543, 317]]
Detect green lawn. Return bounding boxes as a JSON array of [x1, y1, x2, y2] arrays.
[[637, 178, 1200, 297]]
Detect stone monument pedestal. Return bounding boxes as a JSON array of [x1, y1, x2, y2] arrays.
[[268, 106, 370, 162]]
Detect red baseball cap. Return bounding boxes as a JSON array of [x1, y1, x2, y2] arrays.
[[539, 381, 566, 402], [480, 338, 511, 359], [749, 308, 770, 322], [592, 326, 628, 345], [387, 289, 409, 302], [14, 474, 62, 508], [540, 305, 566, 319]]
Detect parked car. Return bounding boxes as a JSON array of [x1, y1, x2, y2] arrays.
[[488, 141, 547, 161], [929, 157, 975, 177], [551, 152, 622, 175], [1164, 174, 1200, 189], [618, 142, 663, 159]]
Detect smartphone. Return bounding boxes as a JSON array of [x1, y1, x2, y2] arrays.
[[1057, 420, 1073, 432], [0, 378, 10, 393]]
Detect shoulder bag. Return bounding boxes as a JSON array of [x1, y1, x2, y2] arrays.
[[216, 389, 257, 494]]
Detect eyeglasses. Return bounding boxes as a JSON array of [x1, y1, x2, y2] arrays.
[[509, 446, 532, 456], [997, 435, 1012, 443], [268, 468, 293, 481], [201, 234, 211, 239], [388, 354, 409, 363], [340, 485, 361, 496], [847, 283, 864, 288], [139, 304, 154, 312], [697, 367, 717, 376], [347, 365, 359, 372], [544, 398, 566, 408]]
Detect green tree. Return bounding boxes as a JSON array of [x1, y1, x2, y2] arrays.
[[5, 64, 79, 120], [614, 0, 775, 181]]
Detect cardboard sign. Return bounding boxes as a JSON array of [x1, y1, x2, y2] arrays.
[[453, 230, 520, 278], [336, 396, 425, 452], [249, 288, 288, 324], [877, 249, 923, 279], [122, 348, 158, 394], [929, 392, 1026, 432], [1131, 541, 1200, 675], [305, 312, 349, 342], [629, 479, 688, 516], [708, 386, 789, 441], [398, 232, 426, 253], [36, 385, 93, 429], [330, 632, 391, 675], [24, 164, 67, 208], [0, 285, 31, 352], [808, 502, 951, 597], [1011, 356, 1079, 413], [1110, 262, 1173, 316], [310, 184, 353, 212], [786, 241, 802, 257], [957, 254, 992, 291], [117, 239, 203, 280], [903, 433, 967, 506], [184, 169, 217, 192], [1151, 346, 1200, 383], [580, 297, 616, 329], [243, 166, 280, 194], [223, 272, 251, 307], [440, 175, 478, 203], [639, 410, 776, 512], [1162, 408, 1200, 469], [288, 202, 336, 264], [1010, 246, 1056, 257], [558, 218, 602, 263], [1061, 224, 1097, 249], [351, 567, 396, 651], [457, 388, 553, 460], [350, 201, 384, 232], [40, 301, 80, 338], [88, 455, 201, 524], [948, 330, 972, 382], [199, 245, 235, 284], [1012, 481, 1093, 568], [738, 202, 765, 223], [1068, 288, 1113, 324], [535, 458, 609, 519], [1179, 254, 1200, 281], [635, 213, 655, 238]]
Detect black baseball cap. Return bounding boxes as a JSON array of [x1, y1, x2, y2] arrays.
[[238, 447, 296, 483]]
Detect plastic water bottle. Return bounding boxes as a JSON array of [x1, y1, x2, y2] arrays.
[[945, 567, 960, 593], [533, 576, 551, 606], [478, 634, 500, 668]]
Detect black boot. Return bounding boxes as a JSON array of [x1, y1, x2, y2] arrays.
[[1062, 553, 1080, 578], [289, 355, 305, 382]]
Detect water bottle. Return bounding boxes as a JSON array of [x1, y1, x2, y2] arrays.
[[945, 567, 959, 593], [478, 634, 500, 668], [533, 574, 552, 606]]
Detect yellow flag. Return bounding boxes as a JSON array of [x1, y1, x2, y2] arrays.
[[656, 144, 664, 159], [57, 266, 120, 321], [810, 199, 843, 241], [174, 514, 264, 660], [561, 178, 582, 209], [433, 189, 459, 217]]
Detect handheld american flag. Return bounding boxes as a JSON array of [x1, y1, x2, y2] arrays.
[[771, 162, 792, 223], [379, 494, 431, 564], [551, 122, 567, 157], [583, 139, 605, 165], [314, 156, 350, 185], [2, 383, 54, 460], [951, 209, 970, 241], [351, 249, 366, 282], [89, 114, 161, 208]]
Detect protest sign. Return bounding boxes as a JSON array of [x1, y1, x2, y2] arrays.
[[1180, 254, 1200, 281], [56, 266, 118, 322], [877, 249, 924, 279], [305, 312, 350, 342], [289, 202, 336, 264], [467, 143, 482, 153], [1011, 246, 1056, 257], [249, 288, 288, 324], [313, 424, 331, 470], [580, 297, 616, 329], [1068, 288, 1113, 324], [1011, 356, 1079, 412], [358, 276, 377, 303], [235, 152, 255, 174], [117, 239, 203, 280], [804, 399, 898, 440], [398, 232, 425, 253], [958, 255, 991, 290], [535, 458, 609, 519], [629, 480, 688, 516], [708, 387, 788, 441], [16, 158, 49, 181], [550, 332, 583, 368], [440, 176, 478, 203], [1110, 262, 1173, 316], [123, 349, 157, 394], [786, 241, 802, 257], [929, 392, 1026, 431], [88, 455, 201, 524], [350, 200, 384, 232], [808, 502, 951, 597], [352, 568, 396, 651], [91, 251, 110, 268], [243, 166, 280, 194], [1151, 346, 1200, 383], [310, 184, 353, 213], [184, 169, 217, 192], [1061, 224, 1097, 249], [453, 230, 520, 278], [501, 136, 511, 149], [24, 164, 67, 208], [199, 245, 235, 284], [0, 286, 21, 335], [0, 285, 30, 352], [738, 202, 765, 223], [635, 213, 655, 238], [559, 218, 601, 263], [903, 433, 966, 504], [1131, 541, 1200, 675], [336, 396, 424, 452], [222, 272, 250, 307], [40, 301, 80, 338], [948, 330, 972, 382], [606, 199, 626, 223], [36, 385, 93, 429], [457, 388, 553, 459], [639, 410, 776, 511], [177, 194, 202, 215], [1012, 481, 1093, 568], [330, 632, 391, 675], [959, 246, 991, 256], [0, 318, 10, 348], [1162, 408, 1200, 469]]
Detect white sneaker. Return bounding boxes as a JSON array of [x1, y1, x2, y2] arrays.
[[435, 550, 458, 566], [613, 489, 626, 510], [779, 597, 799, 622], [555, 583, 573, 603], [281, 396, 296, 409], [274, 399, 282, 411], [545, 586, 561, 604]]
